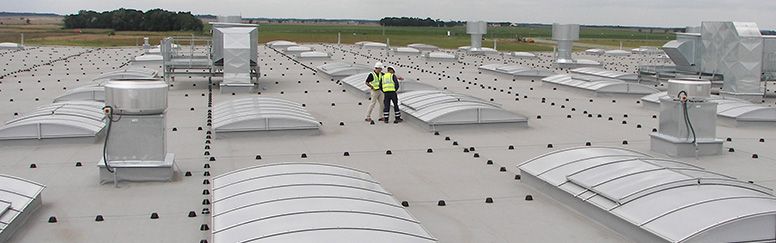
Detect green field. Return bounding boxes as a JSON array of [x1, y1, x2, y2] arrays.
[[0, 21, 674, 51]]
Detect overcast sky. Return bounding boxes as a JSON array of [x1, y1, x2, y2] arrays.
[[7, 0, 776, 29]]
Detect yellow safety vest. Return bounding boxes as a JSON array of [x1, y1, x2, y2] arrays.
[[370, 72, 381, 90], [382, 73, 396, 92]]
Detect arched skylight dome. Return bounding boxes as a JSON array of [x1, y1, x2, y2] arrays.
[[213, 97, 320, 133], [407, 43, 439, 51], [394, 47, 421, 54], [424, 52, 457, 60], [584, 49, 605, 55], [133, 54, 163, 62], [604, 49, 630, 56], [284, 46, 314, 53], [296, 51, 330, 59], [519, 146, 776, 243], [0, 42, 23, 49], [542, 74, 658, 95], [266, 40, 298, 49], [511, 52, 537, 59]]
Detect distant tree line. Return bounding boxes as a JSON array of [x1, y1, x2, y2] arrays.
[[63, 8, 203, 31], [379, 17, 464, 27]]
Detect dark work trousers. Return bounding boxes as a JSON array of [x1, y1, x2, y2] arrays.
[[382, 91, 401, 120]]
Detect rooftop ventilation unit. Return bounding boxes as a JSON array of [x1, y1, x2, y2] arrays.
[[0, 175, 44, 242], [211, 162, 437, 243], [340, 72, 438, 97], [0, 101, 106, 140], [464, 21, 491, 55], [519, 147, 776, 243], [542, 74, 658, 95], [650, 79, 722, 157], [99, 79, 175, 184], [479, 64, 556, 79], [214, 27, 259, 93], [662, 21, 767, 101], [212, 97, 320, 135], [552, 24, 601, 68], [399, 90, 528, 128], [316, 62, 372, 77]]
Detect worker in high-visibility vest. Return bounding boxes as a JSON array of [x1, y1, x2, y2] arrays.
[[364, 62, 384, 122], [380, 66, 404, 123]]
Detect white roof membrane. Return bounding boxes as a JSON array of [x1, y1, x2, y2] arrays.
[[211, 163, 437, 243]]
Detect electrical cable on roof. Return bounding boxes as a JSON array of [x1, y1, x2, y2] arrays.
[[101, 106, 121, 173], [677, 90, 698, 158]]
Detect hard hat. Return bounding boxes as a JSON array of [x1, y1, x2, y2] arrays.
[[387, 66, 395, 70], [374, 62, 383, 68]]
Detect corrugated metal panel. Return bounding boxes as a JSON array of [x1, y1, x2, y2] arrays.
[[317, 62, 371, 77], [0, 101, 106, 140], [542, 74, 658, 95], [0, 175, 44, 242], [518, 147, 776, 243], [211, 163, 437, 243], [213, 97, 319, 133], [399, 90, 527, 126]]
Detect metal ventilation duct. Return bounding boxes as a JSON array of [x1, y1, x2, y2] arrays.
[[0, 101, 106, 140], [466, 21, 487, 49], [542, 74, 658, 95], [211, 162, 437, 243], [552, 23, 579, 61], [701, 22, 763, 100], [399, 90, 528, 126], [212, 97, 320, 134], [0, 175, 44, 242], [340, 72, 437, 97], [215, 27, 259, 92], [316, 62, 372, 77], [570, 67, 638, 82], [519, 147, 776, 243], [479, 64, 556, 79]]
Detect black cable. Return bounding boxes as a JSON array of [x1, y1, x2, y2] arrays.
[[102, 106, 115, 173], [677, 91, 697, 144]]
